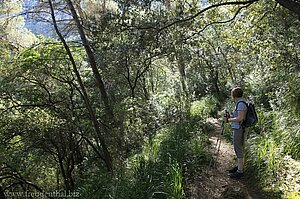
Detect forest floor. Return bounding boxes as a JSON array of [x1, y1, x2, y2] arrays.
[[186, 118, 264, 199]]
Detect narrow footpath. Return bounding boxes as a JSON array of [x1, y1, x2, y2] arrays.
[[187, 118, 263, 199]]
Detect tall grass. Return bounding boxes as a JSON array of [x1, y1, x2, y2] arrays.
[[167, 162, 185, 199], [76, 120, 209, 199], [245, 110, 300, 199], [75, 96, 218, 199], [280, 117, 300, 159]]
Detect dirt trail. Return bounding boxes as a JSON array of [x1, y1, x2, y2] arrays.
[[186, 118, 263, 199]]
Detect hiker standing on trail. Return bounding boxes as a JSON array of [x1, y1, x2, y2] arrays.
[[224, 87, 248, 179]]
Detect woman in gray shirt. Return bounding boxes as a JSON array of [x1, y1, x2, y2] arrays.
[[224, 87, 247, 179]]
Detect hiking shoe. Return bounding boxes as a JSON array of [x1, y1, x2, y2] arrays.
[[227, 166, 238, 173], [228, 171, 244, 179]]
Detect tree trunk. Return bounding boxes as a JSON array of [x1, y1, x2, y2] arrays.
[[48, 0, 113, 172], [177, 54, 189, 98], [57, 154, 69, 191], [65, 0, 114, 122], [212, 69, 220, 95]]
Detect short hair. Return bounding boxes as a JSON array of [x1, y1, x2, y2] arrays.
[[231, 87, 243, 98]]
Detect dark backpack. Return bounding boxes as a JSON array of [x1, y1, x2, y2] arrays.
[[236, 101, 258, 128]]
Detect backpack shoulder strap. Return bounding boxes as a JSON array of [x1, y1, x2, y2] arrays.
[[235, 101, 248, 127], [235, 100, 247, 111]]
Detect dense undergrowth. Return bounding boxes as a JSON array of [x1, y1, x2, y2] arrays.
[[57, 93, 300, 199], [245, 111, 300, 199], [78, 95, 300, 199], [77, 97, 214, 199]]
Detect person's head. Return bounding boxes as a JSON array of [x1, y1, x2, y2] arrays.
[[231, 87, 243, 99]]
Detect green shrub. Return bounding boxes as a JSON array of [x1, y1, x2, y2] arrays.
[[190, 95, 220, 120], [280, 117, 300, 160]]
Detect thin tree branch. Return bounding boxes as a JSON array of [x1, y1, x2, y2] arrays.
[[158, 0, 259, 32], [185, 3, 251, 41]]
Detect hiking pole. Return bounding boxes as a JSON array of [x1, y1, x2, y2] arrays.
[[207, 110, 228, 172], [214, 119, 225, 167], [214, 110, 229, 166]]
